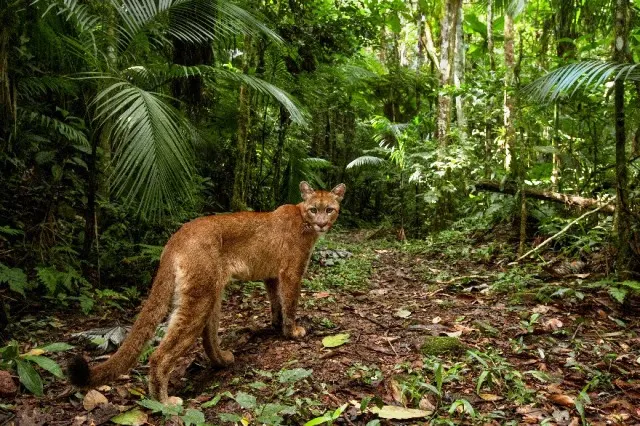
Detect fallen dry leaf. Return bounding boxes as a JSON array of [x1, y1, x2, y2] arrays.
[[478, 393, 503, 401], [432, 316, 442, 324], [607, 412, 631, 423], [453, 324, 476, 334], [313, 291, 332, 299], [370, 405, 431, 419], [543, 318, 563, 331], [389, 379, 405, 404], [395, 308, 412, 318], [418, 395, 436, 411], [0, 370, 17, 397], [83, 390, 108, 411], [548, 394, 575, 407], [532, 305, 551, 314], [166, 396, 183, 406]]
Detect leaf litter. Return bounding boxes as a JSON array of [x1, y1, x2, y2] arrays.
[[6, 231, 640, 425]]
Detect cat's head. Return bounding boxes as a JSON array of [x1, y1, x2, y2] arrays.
[[299, 181, 346, 234]]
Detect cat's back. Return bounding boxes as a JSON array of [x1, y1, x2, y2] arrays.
[[168, 204, 301, 248]]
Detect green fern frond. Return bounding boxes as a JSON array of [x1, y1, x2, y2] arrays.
[[346, 156, 387, 170]]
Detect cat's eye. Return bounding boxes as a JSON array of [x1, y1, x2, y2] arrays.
[[310, 207, 317, 214], [326, 207, 335, 213]]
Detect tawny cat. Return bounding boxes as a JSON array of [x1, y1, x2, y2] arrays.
[[69, 181, 345, 402]]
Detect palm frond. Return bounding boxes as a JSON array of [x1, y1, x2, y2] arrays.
[[506, 0, 527, 17], [19, 110, 89, 146], [208, 67, 307, 125], [300, 157, 332, 169], [40, 0, 101, 33], [524, 60, 640, 103], [346, 156, 387, 170], [17, 76, 78, 99], [93, 81, 195, 217], [214, 1, 281, 42], [114, 0, 280, 51]]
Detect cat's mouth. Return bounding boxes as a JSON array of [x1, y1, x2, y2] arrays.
[[314, 225, 330, 233]]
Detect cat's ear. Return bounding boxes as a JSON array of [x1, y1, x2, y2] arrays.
[[331, 183, 346, 202], [300, 181, 315, 201]]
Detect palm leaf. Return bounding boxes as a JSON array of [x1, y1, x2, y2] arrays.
[[119, 64, 306, 124], [19, 110, 89, 146], [114, 0, 280, 52], [301, 157, 332, 169], [346, 156, 387, 170], [40, 0, 101, 33], [524, 60, 640, 102], [93, 81, 195, 217]]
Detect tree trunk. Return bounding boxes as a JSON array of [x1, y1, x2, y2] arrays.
[[551, 102, 561, 191], [474, 180, 616, 214], [231, 35, 252, 211], [454, 2, 466, 139], [435, 0, 460, 146], [487, 1, 495, 71], [503, 13, 515, 172], [613, 0, 634, 278], [272, 105, 289, 206]]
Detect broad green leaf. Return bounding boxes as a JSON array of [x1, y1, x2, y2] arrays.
[[37, 342, 74, 353], [181, 408, 205, 426], [278, 368, 313, 383], [234, 391, 257, 409], [137, 399, 166, 412], [200, 393, 222, 408], [304, 414, 333, 426], [16, 359, 43, 396], [218, 413, 243, 423], [322, 333, 350, 348], [370, 405, 431, 419], [0, 263, 28, 297], [111, 409, 148, 426], [23, 356, 64, 378], [394, 308, 411, 318]]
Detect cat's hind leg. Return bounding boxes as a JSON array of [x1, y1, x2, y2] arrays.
[[202, 284, 235, 367], [148, 263, 214, 402]]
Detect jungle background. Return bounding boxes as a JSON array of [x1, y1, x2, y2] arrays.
[[1, 0, 640, 424]]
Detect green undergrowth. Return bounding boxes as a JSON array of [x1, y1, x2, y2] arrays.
[[303, 235, 375, 291]]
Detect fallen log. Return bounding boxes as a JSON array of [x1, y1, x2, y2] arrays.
[[474, 180, 616, 214]]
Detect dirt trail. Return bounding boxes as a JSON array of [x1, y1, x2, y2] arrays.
[[4, 234, 640, 425]]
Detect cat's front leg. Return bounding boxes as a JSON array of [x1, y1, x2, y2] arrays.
[[264, 278, 283, 328], [278, 269, 305, 338]]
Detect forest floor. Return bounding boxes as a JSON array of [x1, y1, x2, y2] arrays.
[[2, 226, 640, 425]]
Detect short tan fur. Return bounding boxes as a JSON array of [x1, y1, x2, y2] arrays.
[[68, 181, 345, 402]]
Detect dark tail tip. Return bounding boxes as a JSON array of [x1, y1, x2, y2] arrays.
[[67, 355, 91, 387]]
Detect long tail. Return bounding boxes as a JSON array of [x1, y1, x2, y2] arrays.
[[68, 260, 175, 388]]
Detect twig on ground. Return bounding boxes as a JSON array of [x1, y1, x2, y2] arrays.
[[512, 203, 610, 264], [435, 275, 489, 285], [357, 312, 388, 329]]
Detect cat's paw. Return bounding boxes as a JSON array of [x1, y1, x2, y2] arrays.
[[285, 325, 306, 339], [219, 350, 235, 365], [212, 350, 235, 367]]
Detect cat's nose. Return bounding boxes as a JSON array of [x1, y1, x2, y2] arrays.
[[318, 221, 328, 228]]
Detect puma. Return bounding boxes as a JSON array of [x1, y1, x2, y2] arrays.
[[68, 181, 346, 402]]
